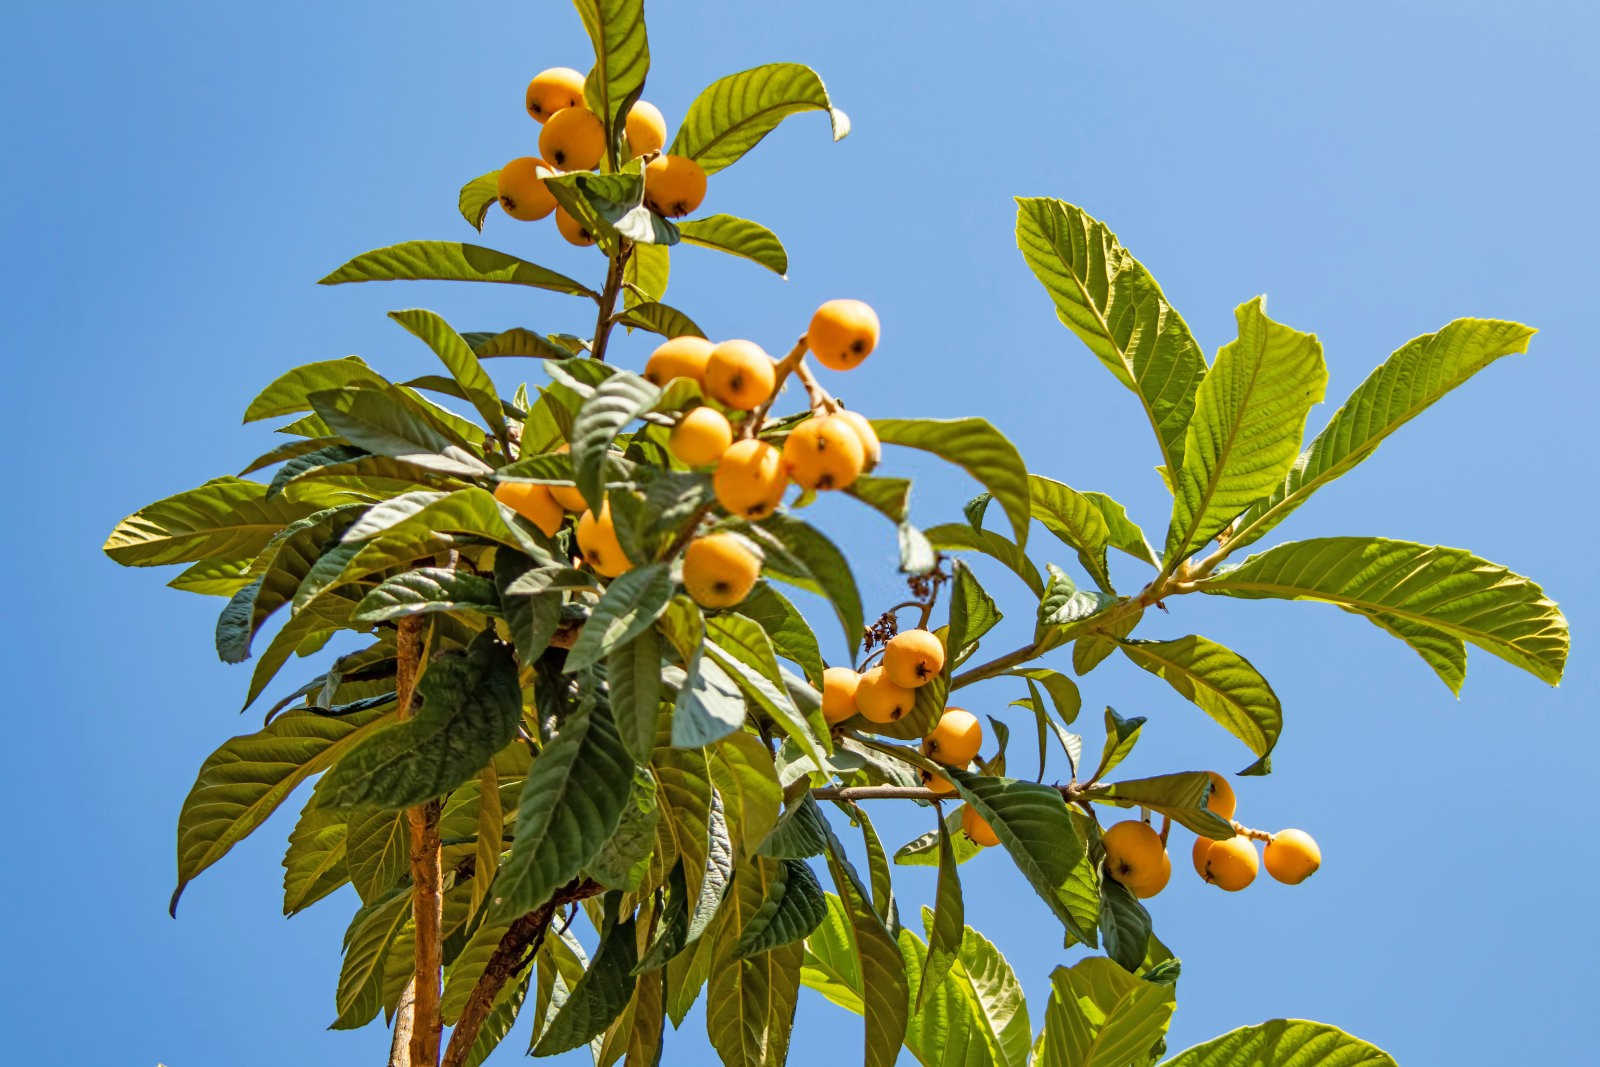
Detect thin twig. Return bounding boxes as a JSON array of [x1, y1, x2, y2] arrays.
[[742, 336, 810, 438], [588, 241, 630, 364]]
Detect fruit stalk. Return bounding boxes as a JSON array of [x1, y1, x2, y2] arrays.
[[742, 336, 811, 437]]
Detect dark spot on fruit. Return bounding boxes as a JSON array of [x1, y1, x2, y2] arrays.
[[817, 474, 835, 489], [850, 339, 866, 353], [500, 195, 515, 210], [712, 580, 730, 593], [889, 707, 903, 720], [553, 150, 567, 166]]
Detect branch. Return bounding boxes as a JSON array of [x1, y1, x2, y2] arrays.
[[812, 784, 946, 802], [742, 336, 810, 438], [588, 241, 630, 364], [389, 979, 416, 1067]]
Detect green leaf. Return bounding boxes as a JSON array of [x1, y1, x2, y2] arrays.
[[753, 513, 864, 653], [1357, 610, 1467, 695], [572, 0, 650, 144], [281, 798, 348, 916], [352, 566, 500, 624], [344, 806, 409, 903], [169, 557, 256, 597], [464, 327, 573, 361], [670, 62, 850, 175], [314, 635, 522, 810], [104, 477, 322, 567], [924, 523, 1045, 596], [1034, 956, 1176, 1067], [820, 823, 910, 1067], [1038, 564, 1115, 631], [338, 487, 546, 565], [1091, 707, 1145, 782], [757, 796, 829, 861], [457, 170, 499, 231], [949, 561, 1002, 662], [1120, 635, 1281, 775], [608, 628, 663, 763], [1165, 297, 1327, 565], [673, 647, 748, 749], [1029, 475, 1156, 592], [846, 475, 913, 524], [494, 552, 564, 663], [734, 858, 828, 959], [545, 168, 678, 246], [243, 357, 388, 422], [708, 732, 783, 859], [319, 241, 595, 298], [905, 913, 1033, 1067], [388, 308, 506, 437], [1084, 772, 1233, 839], [918, 818, 964, 1009], [170, 704, 393, 914], [1159, 1019, 1398, 1066], [566, 563, 675, 672], [497, 692, 634, 914], [462, 973, 530, 1067], [873, 418, 1030, 547], [1199, 536, 1569, 686], [588, 773, 661, 893], [678, 214, 788, 276], [624, 240, 670, 305], [571, 370, 661, 509], [738, 583, 825, 686], [612, 299, 704, 338], [533, 913, 640, 1056], [1229, 318, 1536, 552], [706, 857, 805, 1066], [1098, 877, 1153, 972], [309, 385, 490, 477], [1014, 197, 1207, 479], [893, 806, 984, 869], [331, 888, 411, 1029], [706, 614, 829, 768]]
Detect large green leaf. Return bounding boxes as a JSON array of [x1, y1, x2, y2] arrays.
[[573, 0, 650, 144], [753, 513, 864, 653], [678, 214, 788, 276], [104, 477, 322, 567], [170, 704, 394, 914], [673, 647, 749, 749], [351, 566, 500, 624], [314, 634, 522, 810], [706, 614, 829, 768], [1165, 298, 1327, 566], [608, 628, 663, 763], [309, 385, 491, 477], [1034, 956, 1176, 1067], [1029, 475, 1156, 592], [497, 692, 634, 914], [708, 732, 783, 858], [820, 824, 910, 1067], [612, 299, 703, 338], [625, 240, 671, 305], [388, 308, 506, 437], [1199, 536, 1569, 685], [669, 62, 849, 175], [924, 523, 1044, 598], [1015, 198, 1207, 478], [571, 370, 661, 510], [344, 806, 408, 903], [566, 564, 675, 672], [873, 418, 1030, 547], [338, 487, 545, 563], [545, 168, 678, 246], [1119, 635, 1282, 775], [331, 888, 411, 1030], [706, 857, 805, 1066], [1084, 772, 1233, 839], [738, 583, 825, 686], [533, 914, 640, 1055], [917, 819, 964, 1010], [1229, 318, 1537, 551], [588, 772, 661, 892], [1159, 1019, 1398, 1066], [906, 913, 1033, 1067], [319, 241, 595, 298], [280, 797, 348, 916], [734, 858, 828, 959], [1097, 877, 1153, 972], [243, 357, 388, 422]]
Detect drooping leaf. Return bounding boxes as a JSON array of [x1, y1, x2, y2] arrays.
[[918, 817, 964, 1009], [280, 797, 348, 916], [572, 0, 650, 144], [709, 732, 783, 858], [1029, 475, 1156, 592], [104, 477, 322, 567], [873, 418, 1031, 547], [388, 308, 507, 437], [612, 299, 704, 338], [588, 772, 661, 892], [670, 62, 850, 175], [331, 888, 411, 1030], [532, 914, 640, 1056], [738, 583, 825, 687], [949, 560, 1002, 663], [319, 241, 595, 298], [924, 523, 1045, 596], [1034, 956, 1176, 1067], [678, 214, 788, 276], [565, 563, 675, 672], [608, 627, 663, 763], [457, 170, 499, 231], [1158, 1019, 1398, 1066], [734, 858, 828, 959], [309, 385, 491, 477], [352, 566, 500, 624], [753, 513, 864, 653], [343, 805, 409, 904], [570, 369, 661, 510], [757, 796, 829, 861], [1120, 635, 1281, 775], [706, 614, 829, 767], [706, 857, 805, 1066], [1084, 772, 1233, 839], [820, 823, 910, 1067], [243, 357, 389, 422], [625, 240, 671, 305], [1098, 877, 1153, 972]]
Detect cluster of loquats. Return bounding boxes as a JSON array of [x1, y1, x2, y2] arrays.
[[495, 67, 710, 246]]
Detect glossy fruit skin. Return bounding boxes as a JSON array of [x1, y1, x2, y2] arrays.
[[575, 503, 633, 579], [683, 533, 761, 609], [643, 154, 707, 217], [921, 767, 958, 795], [1206, 771, 1237, 820], [625, 100, 667, 157], [704, 340, 776, 411], [525, 67, 586, 123], [1128, 849, 1172, 899], [1263, 828, 1321, 885], [539, 106, 607, 171], [962, 805, 1000, 847], [644, 336, 714, 387], [781, 414, 867, 491], [807, 299, 880, 371], [1102, 820, 1167, 891], [1193, 835, 1258, 891], [554, 206, 596, 247], [549, 445, 587, 511], [493, 481, 563, 537], [669, 407, 733, 467], [854, 666, 913, 724], [835, 409, 881, 471], [922, 707, 982, 767], [712, 439, 787, 518], [496, 157, 557, 221], [883, 628, 946, 688], [821, 667, 862, 724]]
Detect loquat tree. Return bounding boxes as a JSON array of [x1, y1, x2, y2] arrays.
[[102, 3, 1568, 1065]]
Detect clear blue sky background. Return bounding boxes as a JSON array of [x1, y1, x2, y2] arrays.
[[3, 1, 1594, 1063]]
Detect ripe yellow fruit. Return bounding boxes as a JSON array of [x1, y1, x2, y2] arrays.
[[1128, 849, 1173, 899], [554, 206, 596, 247], [1193, 835, 1258, 891], [1263, 829, 1321, 885], [496, 157, 557, 221], [669, 407, 734, 467], [712, 438, 787, 518], [525, 67, 586, 123], [883, 628, 945, 688], [1102, 820, 1167, 891], [704, 340, 776, 411], [549, 444, 587, 511], [625, 100, 668, 157], [921, 767, 958, 795], [682, 533, 761, 609], [644, 154, 707, 217], [835, 409, 881, 471], [962, 805, 1000, 847], [493, 481, 564, 537], [1206, 771, 1237, 820], [539, 106, 607, 171], [821, 667, 862, 724], [782, 414, 867, 491], [575, 503, 633, 579], [922, 707, 982, 767], [644, 336, 714, 387], [854, 665, 913, 724], [806, 299, 880, 371]]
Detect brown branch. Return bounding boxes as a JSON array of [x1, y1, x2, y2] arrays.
[[792, 359, 840, 414], [388, 979, 416, 1067], [741, 336, 810, 438], [439, 879, 604, 1067], [812, 785, 945, 802], [588, 242, 630, 364]]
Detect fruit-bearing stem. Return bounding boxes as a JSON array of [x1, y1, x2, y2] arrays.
[[588, 239, 632, 364]]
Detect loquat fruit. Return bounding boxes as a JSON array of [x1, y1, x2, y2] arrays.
[[555, 206, 597, 247], [921, 767, 958, 795], [1263, 828, 1321, 885], [669, 407, 734, 467], [1193, 834, 1258, 892], [1128, 848, 1173, 899], [575, 502, 633, 579], [821, 666, 862, 724], [539, 106, 607, 171], [644, 335, 714, 387], [704, 340, 777, 411], [625, 100, 668, 157], [961, 804, 1000, 848], [1102, 820, 1167, 891], [644, 154, 707, 217], [496, 157, 557, 221], [781, 414, 867, 491], [493, 481, 564, 538], [806, 299, 880, 371], [1206, 771, 1237, 820], [922, 707, 982, 767], [525, 67, 586, 123], [854, 665, 913, 724], [548, 444, 587, 511], [835, 409, 881, 471], [883, 628, 945, 688], [682, 533, 761, 609], [712, 438, 787, 518]]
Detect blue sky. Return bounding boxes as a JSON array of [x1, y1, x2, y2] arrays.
[[4, 1, 1595, 1063]]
